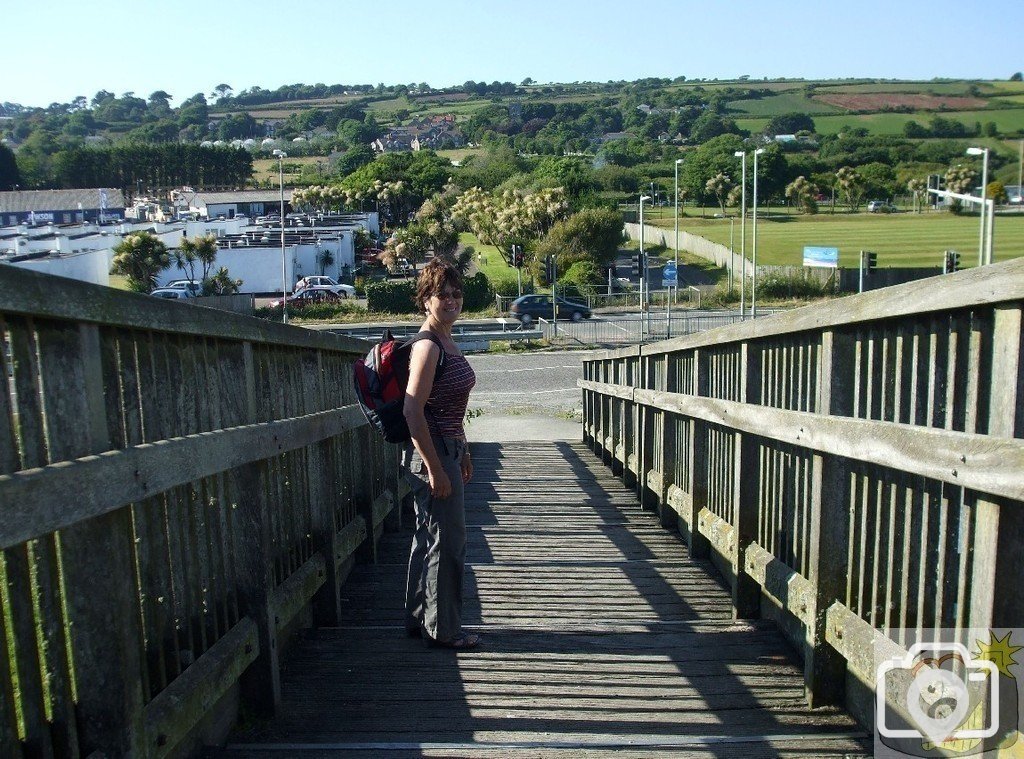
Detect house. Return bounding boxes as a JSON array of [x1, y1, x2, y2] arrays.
[[176, 189, 294, 220], [0, 188, 126, 226], [372, 115, 464, 153]]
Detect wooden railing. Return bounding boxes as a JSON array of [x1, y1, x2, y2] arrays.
[[580, 257, 1024, 723], [0, 267, 402, 757]]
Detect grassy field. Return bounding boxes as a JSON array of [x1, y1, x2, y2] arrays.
[[736, 108, 1024, 137], [728, 92, 841, 116], [252, 156, 325, 184], [460, 233, 519, 288], [436, 147, 487, 164], [814, 82, 983, 95], [650, 211, 1024, 268], [810, 108, 1024, 136]]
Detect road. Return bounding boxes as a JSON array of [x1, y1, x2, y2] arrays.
[[465, 349, 596, 417]]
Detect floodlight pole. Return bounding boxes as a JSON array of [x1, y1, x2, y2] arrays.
[[273, 149, 288, 323], [734, 151, 747, 319], [751, 149, 764, 319], [967, 146, 988, 267], [674, 158, 682, 305]]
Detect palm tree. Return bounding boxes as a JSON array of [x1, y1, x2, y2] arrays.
[[317, 246, 335, 275], [111, 233, 169, 293]]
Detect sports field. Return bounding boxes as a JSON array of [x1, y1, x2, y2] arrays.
[[653, 211, 1024, 268]]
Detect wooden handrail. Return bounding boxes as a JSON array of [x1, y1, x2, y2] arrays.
[[0, 267, 402, 756], [580, 258, 1024, 721]]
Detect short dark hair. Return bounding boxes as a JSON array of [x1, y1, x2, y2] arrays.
[[414, 258, 464, 313]]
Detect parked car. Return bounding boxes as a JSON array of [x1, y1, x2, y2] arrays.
[[293, 275, 356, 298], [150, 288, 193, 300], [166, 279, 201, 296], [867, 200, 897, 213], [509, 294, 592, 324], [269, 288, 341, 309]]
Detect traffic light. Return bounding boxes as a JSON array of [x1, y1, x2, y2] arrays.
[[863, 251, 878, 271], [944, 250, 961, 273], [511, 245, 524, 268], [631, 251, 641, 277]]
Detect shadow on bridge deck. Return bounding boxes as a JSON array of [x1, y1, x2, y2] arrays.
[[220, 441, 869, 758]]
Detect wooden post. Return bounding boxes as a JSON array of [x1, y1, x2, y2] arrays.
[[658, 353, 678, 529], [235, 343, 281, 717], [804, 329, 855, 705], [733, 341, 763, 619], [310, 439, 342, 626], [984, 304, 1023, 629], [689, 348, 710, 559], [58, 324, 146, 755]]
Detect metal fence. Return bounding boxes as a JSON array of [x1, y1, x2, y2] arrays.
[[541, 311, 782, 347]]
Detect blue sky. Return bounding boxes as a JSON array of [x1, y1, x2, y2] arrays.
[[7, 0, 1023, 107]]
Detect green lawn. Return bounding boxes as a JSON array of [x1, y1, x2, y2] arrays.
[[460, 233, 519, 287], [651, 212, 1024, 268]]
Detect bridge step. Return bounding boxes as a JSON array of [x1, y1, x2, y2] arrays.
[[220, 441, 868, 757]]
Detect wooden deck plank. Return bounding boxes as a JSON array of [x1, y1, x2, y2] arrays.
[[221, 441, 869, 756]]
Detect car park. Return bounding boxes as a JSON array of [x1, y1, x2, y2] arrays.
[[269, 288, 342, 309], [293, 275, 356, 298], [166, 280, 201, 296], [150, 288, 192, 300], [509, 294, 592, 324]]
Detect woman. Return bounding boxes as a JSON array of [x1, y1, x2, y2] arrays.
[[402, 258, 480, 649]]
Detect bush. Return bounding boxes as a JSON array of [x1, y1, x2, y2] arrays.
[[365, 279, 417, 313], [493, 277, 533, 298], [756, 272, 835, 300], [253, 300, 365, 321], [559, 260, 604, 296], [462, 271, 494, 311]]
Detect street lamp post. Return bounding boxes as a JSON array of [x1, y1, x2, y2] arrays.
[[734, 151, 747, 319], [674, 159, 682, 304], [639, 195, 651, 338], [273, 149, 288, 323], [966, 147, 989, 266], [751, 148, 764, 319]]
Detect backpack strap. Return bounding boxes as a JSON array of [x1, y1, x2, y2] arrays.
[[402, 331, 446, 377]]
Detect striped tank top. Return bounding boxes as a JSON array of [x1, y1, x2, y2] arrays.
[[426, 352, 476, 438]]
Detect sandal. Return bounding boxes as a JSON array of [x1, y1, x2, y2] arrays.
[[429, 632, 482, 649]]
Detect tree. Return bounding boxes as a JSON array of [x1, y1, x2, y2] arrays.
[[0, 144, 20, 190], [765, 113, 815, 136], [207, 267, 242, 294], [451, 186, 570, 267], [907, 177, 928, 213], [704, 171, 734, 215], [1010, 72, 1023, 82], [836, 166, 865, 211], [173, 234, 218, 286], [533, 207, 623, 280], [111, 232, 169, 293], [212, 84, 233, 102], [987, 181, 1008, 204], [785, 176, 818, 214], [317, 246, 335, 275], [944, 164, 976, 213]]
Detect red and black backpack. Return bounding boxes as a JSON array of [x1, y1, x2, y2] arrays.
[[353, 330, 445, 443]]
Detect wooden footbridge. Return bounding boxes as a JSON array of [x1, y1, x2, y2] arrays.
[[1, 259, 1022, 757]]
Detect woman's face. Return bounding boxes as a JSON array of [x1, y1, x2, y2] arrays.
[[428, 282, 463, 325]]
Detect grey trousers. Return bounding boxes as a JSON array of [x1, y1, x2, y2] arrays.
[[403, 436, 466, 642]]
